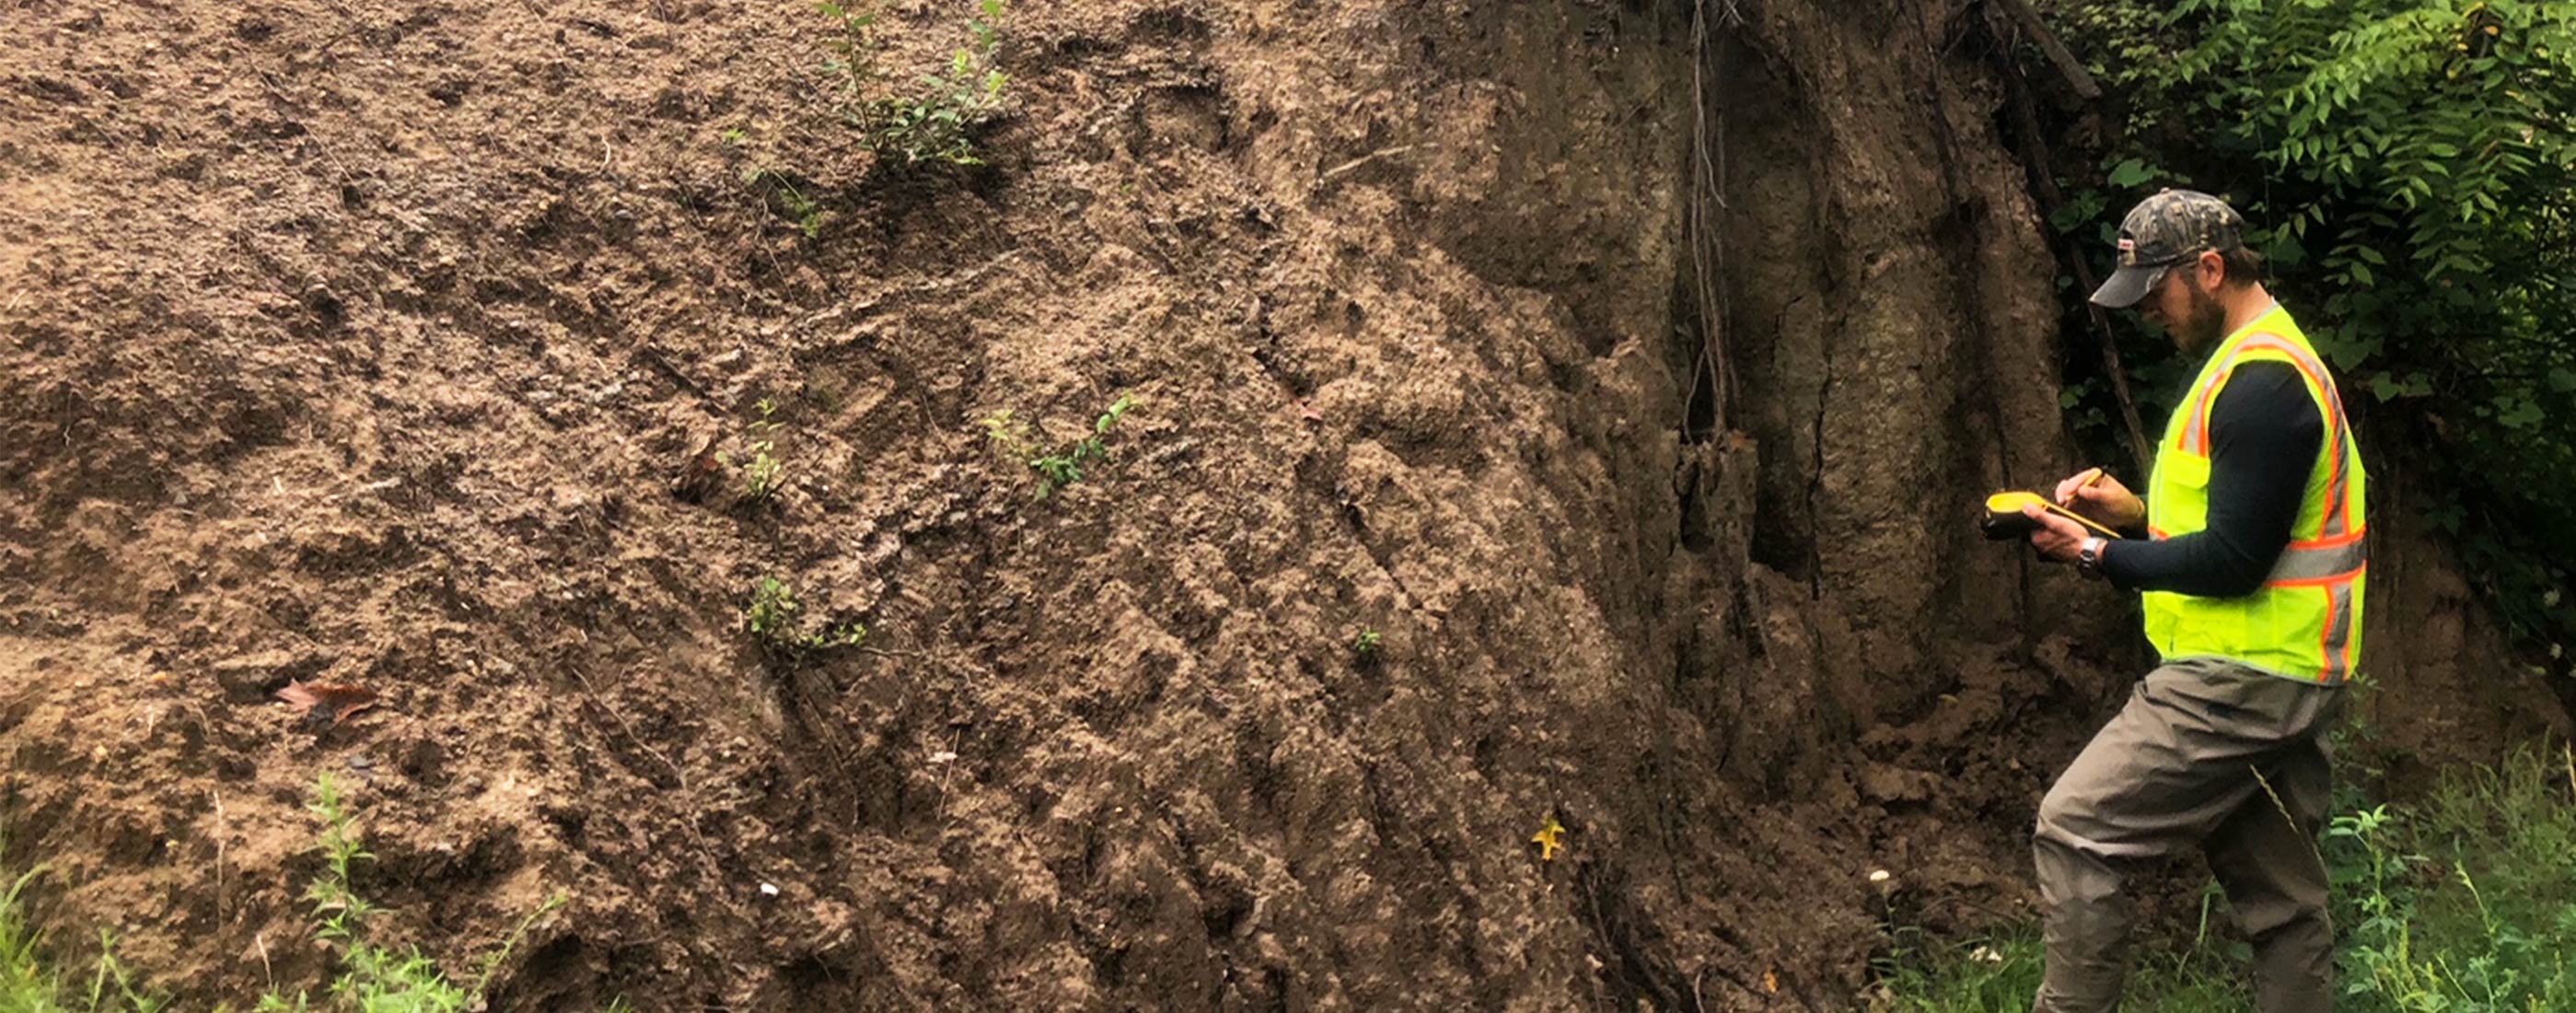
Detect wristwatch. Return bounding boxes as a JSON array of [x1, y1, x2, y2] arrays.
[[2076, 537, 2108, 580]]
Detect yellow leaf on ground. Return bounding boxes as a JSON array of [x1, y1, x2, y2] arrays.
[[1531, 816, 1566, 862]]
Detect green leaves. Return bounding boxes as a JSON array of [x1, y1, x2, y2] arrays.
[[985, 393, 1141, 502], [271, 774, 541, 1013], [826, 0, 1011, 167], [2105, 157, 2159, 188], [2048, 0, 2576, 670], [1350, 627, 1383, 661], [716, 397, 788, 501], [2364, 369, 2431, 402], [2493, 394, 2546, 429], [745, 576, 866, 654]]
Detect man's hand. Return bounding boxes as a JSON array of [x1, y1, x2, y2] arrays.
[[2023, 504, 2092, 564], [2053, 467, 2146, 530]]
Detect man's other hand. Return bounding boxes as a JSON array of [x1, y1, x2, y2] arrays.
[[2023, 504, 2090, 563], [2054, 468, 2146, 529]]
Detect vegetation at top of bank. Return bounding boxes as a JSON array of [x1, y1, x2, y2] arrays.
[[2033, 0, 2576, 674]]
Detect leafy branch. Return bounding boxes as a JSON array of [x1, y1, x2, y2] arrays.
[[818, 0, 1011, 167], [982, 393, 1139, 501]]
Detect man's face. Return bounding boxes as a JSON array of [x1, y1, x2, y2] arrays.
[[2139, 256, 2227, 352]]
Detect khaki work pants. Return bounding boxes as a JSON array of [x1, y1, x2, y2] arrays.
[[2031, 657, 2345, 1013]]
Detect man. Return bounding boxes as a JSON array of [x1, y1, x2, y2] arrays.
[[2017, 189, 2368, 1013]]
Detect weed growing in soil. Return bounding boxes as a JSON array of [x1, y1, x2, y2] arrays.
[[722, 126, 827, 238], [717, 399, 787, 504], [251, 774, 565, 1013], [818, 0, 1010, 167], [1874, 746, 2576, 1011], [2, 777, 572, 1012], [744, 576, 866, 655], [814, 1, 883, 110], [981, 393, 1138, 501], [0, 863, 166, 1012], [1351, 627, 1383, 661], [745, 576, 803, 644], [750, 170, 825, 239]]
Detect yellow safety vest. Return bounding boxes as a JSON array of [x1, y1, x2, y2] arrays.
[[2141, 305, 2368, 684]]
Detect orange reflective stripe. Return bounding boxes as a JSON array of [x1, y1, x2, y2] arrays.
[[2231, 337, 2357, 536], [2181, 365, 2230, 455], [2315, 571, 2361, 684], [2289, 528, 2367, 550], [2180, 334, 2362, 541], [2180, 333, 2305, 456]]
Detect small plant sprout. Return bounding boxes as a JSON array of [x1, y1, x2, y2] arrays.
[[982, 393, 1140, 501], [745, 576, 805, 643], [1351, 627, 1383, 660], [807, 620, 868, 650], [737, 168, 825, 239], [304, 772, 379, 947], [745, 576, 867, 655], [819, 0, 1011, 167], [718, 399, 788, 504]]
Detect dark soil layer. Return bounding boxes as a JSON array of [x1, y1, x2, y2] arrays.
[[0, 0, 2554, 1008]]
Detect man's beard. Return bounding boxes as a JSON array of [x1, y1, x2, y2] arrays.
[[2177, 286, 2229, 351]]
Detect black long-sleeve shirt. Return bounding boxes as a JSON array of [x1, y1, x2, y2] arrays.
[[2099, 362, 2324, 597]]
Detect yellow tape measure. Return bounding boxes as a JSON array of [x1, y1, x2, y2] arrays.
[[1980, 491, 2125, 541]]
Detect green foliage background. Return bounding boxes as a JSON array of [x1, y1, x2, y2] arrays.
[[2034, 0, 2575, 675]]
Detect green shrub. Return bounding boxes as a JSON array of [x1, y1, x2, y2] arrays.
[[2038, 0, 2576, 670], [818, 0, 1010, 167], [2329, 748, 2576, 1010]]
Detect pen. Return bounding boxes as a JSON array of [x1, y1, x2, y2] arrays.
[[2063, 467, 2106, 506]]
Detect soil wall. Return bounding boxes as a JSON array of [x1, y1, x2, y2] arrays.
[[0, 0, 2551, 1008]]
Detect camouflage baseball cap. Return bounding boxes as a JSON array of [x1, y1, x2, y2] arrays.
[[2089, 189, 2247, 309]]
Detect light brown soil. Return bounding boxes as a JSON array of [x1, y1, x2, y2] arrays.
[[0, 0, 2554, 1008]]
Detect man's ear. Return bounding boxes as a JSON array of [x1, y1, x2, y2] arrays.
[[2198, 250, 2228, 291]]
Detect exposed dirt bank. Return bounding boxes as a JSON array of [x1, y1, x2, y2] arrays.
[[0, 0, 2554, 1008]]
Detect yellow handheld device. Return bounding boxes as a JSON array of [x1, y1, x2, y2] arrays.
[[1979, 491, 2125, 541]]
